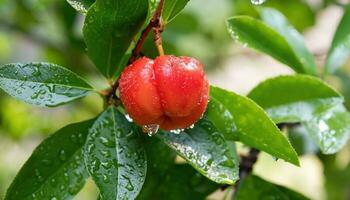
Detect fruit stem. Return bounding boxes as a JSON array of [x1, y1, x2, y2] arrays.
[[154, 27, 165, 56], [128, 0, 165, 63]]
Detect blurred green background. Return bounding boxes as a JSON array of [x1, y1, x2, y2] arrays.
[[0, 0, 350, 199]]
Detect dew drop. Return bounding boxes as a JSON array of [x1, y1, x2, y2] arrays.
[[142, 124, 159, 136], [251, 0, 266, 5], [58, 149, 67, 161]]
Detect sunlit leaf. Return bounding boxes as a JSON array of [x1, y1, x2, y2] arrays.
[[226, 16, 314, 75], [66, 0, 95, 13], [209, 86, 299, 166], [158, 117, 239, 184], [84, 107, 147, 200], [0, 63, 93, 107], [259, 8, 317, 75], [249, 75, 350, 154]]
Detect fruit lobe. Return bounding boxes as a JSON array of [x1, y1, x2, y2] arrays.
[[119, 55, 209, 131]]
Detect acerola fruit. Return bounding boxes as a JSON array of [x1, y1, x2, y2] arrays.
[[119, 55, 209, 131]]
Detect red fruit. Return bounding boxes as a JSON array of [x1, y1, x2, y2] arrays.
[[119, 55, 209, 131]]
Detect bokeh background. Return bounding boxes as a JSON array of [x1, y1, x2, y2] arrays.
[[0, 0, 350, 199]]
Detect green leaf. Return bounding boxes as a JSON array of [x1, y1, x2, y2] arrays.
[[209, 86, 299, 166], [226, 16, 313, 74], [232, 0, 316, 32], [138, 137, 218, 200], [325, 4, 350, 74], [83, 0, 148, 78], [248, 75, 341, 122], [235, 175, 310, 200], [162, 0, 190, 24], [5, 119, 94, 200], [66, 0, 95, 13], [0, 63, 93, 107], [157, 117, 239, 184], [288, 125, 318, 156], [84, 107, 147, 200], [138, 164, 218, 200], [248, 75, 350, 154], [259, 8, 317, 75]]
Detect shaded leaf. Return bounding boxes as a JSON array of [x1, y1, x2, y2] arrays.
[[248, 75, 350, 154], [83, 0, 148, 78], [209, 86, 299, 166], [5, 119, 94, 200], [84, 107, 146, 200], [259, 8, 317, 75], [0, 63, 93, 107], [162, 0, 190, 24], [226, 16, 311, 74], [325, 4, 350, 74], [158, 117, 239, 184], [138, 164, 218, 200], [235, 175, 310, 200], [66, 0, 95, 13], [138, 137, 218, 200]]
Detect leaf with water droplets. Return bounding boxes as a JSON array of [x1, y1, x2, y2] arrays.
[[83, 0, 148, 78], [235, 175, 310, 200], [84, 107, 147, 200], [248, 75, 350, 154], [66, 0, 95, 13], [259, 7, 317, 75], [157, 117, 239, 184], [226, 16, 315, 75], [209, 86, 299, 166], [162, 0, 190, 24], [5, 119, 94, 200], [0, 63, 93, 107], [138, 136, 219, 199], [324, 4, 350, 75]]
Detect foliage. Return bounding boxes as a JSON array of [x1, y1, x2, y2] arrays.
[[1, 0, 350, 199]]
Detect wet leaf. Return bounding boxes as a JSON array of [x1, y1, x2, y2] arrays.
[[259, 8, 317, 75], [83, 0, 148, 78], [162, 0, 190, 24], [325, 4, 350, 74], [209, 86, 299, 166], [249, 75, 350, 154], [157, 117, 239, 184], [5, 119, 94, 200], [226, 16, 314, 75], [0, 63, 93, 107], [235, 175, 310, 200], [138, 137, 218, 200], [138, 164, 218, 200], [66, 0, 95, 13], [84, 107, 147, 200]]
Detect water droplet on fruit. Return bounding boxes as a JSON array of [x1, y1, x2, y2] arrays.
[[251, 0, 266, 5], [142, 124, 159, 136]]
